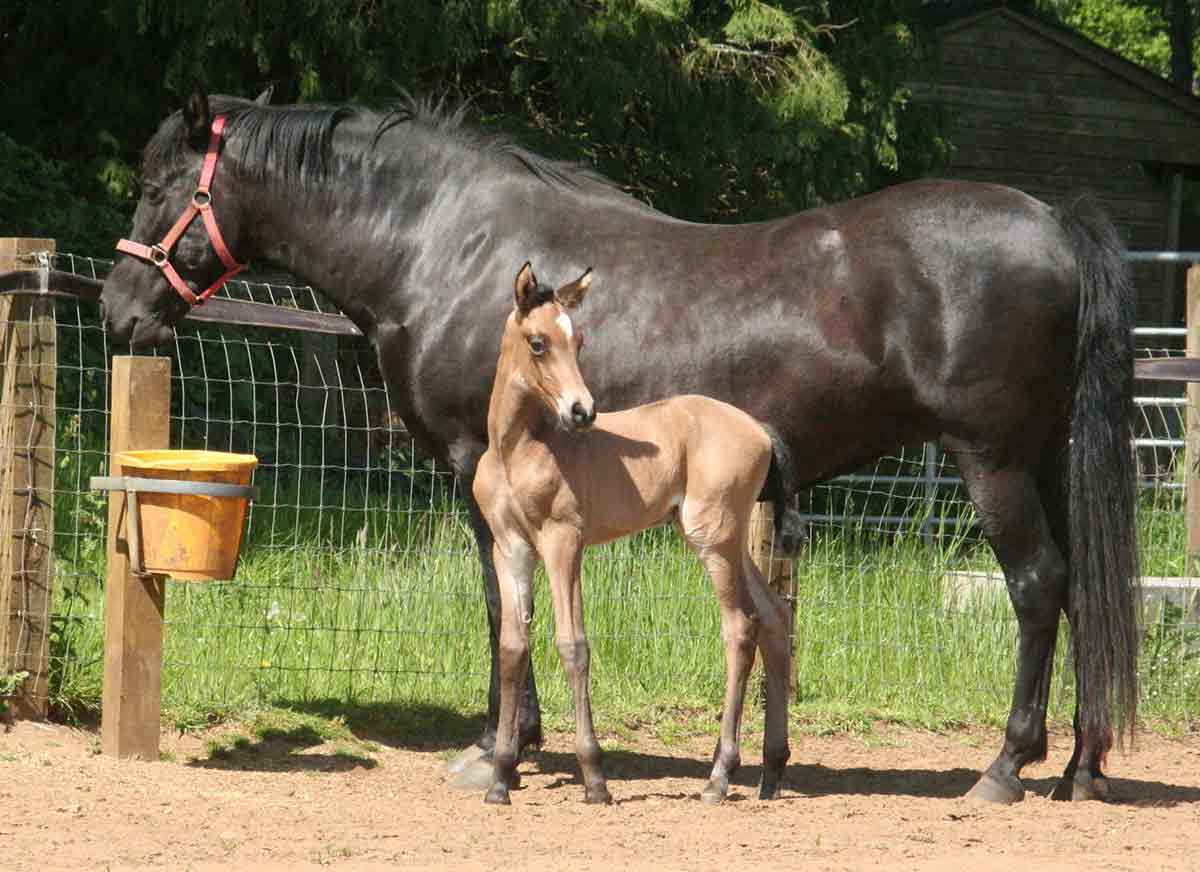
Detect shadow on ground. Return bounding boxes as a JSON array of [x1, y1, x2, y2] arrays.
[[185, 698, 484, 773], [283, 698, 486, 751], [526, 747, 1200, 807]]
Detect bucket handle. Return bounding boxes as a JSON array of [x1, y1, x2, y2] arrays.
[[89, 476, 258, 576], [90, 476, 258, 499]]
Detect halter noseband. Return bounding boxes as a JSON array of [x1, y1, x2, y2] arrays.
[[116, 114, 245, 306]]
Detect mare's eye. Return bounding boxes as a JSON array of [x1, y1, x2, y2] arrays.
[[143, 183, 164, 205], [528, 335, 546, 356]]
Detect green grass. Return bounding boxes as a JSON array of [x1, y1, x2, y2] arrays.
[[45, 477, 1200, 737]]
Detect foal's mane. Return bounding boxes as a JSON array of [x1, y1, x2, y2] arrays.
[[519, 284, 558, 313], [145, 92, 611, 193]]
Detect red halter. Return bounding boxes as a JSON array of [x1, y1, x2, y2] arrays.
[[116, 115, 245, 306]]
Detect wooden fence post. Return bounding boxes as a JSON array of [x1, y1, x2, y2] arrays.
[[0, 238, 57, 719], [748, 501, 797, 692], [100, 356, 171, 758], [1187, 266, 1200, 577]]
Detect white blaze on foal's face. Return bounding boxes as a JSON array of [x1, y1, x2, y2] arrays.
[[556, 310, 574, 341]]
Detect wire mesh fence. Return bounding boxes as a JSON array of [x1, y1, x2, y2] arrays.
[[3, 249, 1198, 729]]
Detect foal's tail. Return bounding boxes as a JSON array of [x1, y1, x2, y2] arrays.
[[758, 423, 806, 557], [1055, 195, 1140, 750]]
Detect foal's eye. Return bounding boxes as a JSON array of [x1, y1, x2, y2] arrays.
[[528, 335, 546, 356]]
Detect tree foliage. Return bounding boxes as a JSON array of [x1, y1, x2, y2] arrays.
[[1052, 0, 1173, 75], [0, 0, 951, 246], [1042, 0, 1198, 88]]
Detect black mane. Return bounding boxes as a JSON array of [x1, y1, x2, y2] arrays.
[[145, 92, 609, 192]]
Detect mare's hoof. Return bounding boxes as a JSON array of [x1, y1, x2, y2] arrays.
[[484, 783, 512, 805], [584, 786, 613, 805], [758, 780, 782, 801], [965, 773, 1024, 804], [1051, 774, 1109, 802], [701, 778, 730, 805], [445, 743, 490, 777], [448, 756, 499, 792]]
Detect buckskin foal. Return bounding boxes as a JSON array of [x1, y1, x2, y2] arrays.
[[473, 263, 796, 805]]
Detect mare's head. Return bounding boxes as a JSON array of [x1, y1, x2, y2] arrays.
[[504, 262, 595, 432], [101, 86, 271, 346]]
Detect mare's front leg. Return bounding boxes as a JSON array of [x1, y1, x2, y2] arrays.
[[485, 535, 538, 805], [444, 482, 544, 790], [543, 526, 611, 804]]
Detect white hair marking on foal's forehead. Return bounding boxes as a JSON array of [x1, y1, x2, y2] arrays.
[[555, 310, 574, 340]]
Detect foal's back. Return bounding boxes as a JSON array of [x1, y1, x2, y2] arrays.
[[548, 394, 773, 546]]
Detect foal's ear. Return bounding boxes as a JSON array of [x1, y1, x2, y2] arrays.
[[555, 268, 593, 309], [253, 84, 276, 105], [183, 82, 212, 149], [514, 262, 538, 314]]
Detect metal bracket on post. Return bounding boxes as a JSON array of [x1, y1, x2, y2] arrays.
[[89, 476, 258, 577]]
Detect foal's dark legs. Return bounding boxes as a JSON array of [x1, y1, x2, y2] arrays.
[[952, 448, 1068, 804], [444, 487, 544, 790]]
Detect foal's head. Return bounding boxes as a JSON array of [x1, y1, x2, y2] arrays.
[[504, 262, 595, 432]]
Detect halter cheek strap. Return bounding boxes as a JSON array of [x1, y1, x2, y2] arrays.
[[116, 115, 245, 306]]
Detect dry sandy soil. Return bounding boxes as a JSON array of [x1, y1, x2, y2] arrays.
[[2, 716, 1198, 871]]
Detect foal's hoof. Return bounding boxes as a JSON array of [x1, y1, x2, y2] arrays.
[[965, 773, 1024, 804], [1051, 774, 1109, 802], [584, 785, 613, 805]]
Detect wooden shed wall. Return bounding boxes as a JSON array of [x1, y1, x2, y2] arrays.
[[912, 11, 1197, 323]]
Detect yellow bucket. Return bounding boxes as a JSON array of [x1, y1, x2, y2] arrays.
[[116, 450, 258, 581]]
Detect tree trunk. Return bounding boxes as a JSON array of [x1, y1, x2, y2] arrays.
[[1170, 0, 1194, 94]]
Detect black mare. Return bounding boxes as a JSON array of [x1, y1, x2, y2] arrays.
[[99, 90, 1138, 803]]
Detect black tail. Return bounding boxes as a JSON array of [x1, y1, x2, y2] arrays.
[[1056, 195, 1140, 749], [759, 423, 806, 556]]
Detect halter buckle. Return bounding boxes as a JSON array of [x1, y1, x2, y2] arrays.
[[192, 189, 212, 209], [150, 244, 170, 266]]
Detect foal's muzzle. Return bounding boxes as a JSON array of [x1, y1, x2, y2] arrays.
[[570, 401, 596, 430]]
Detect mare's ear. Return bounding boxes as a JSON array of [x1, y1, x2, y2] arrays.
[[514, 261, 538, 314], [555, 268, 592, 309], [254, 84, 275, 105], [183, 83, 212, 149]]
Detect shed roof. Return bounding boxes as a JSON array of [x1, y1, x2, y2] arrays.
[[923, 1, 1200, 123]]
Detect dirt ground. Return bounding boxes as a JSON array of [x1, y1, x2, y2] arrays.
[[2, 717, 1198, 871]]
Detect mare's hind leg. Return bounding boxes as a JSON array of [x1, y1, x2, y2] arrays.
[[1039, 457, 1112, 803], [1050, 708, 1110, 801], [951, 447, 1068, 804], [742, 550, 792, 799]]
